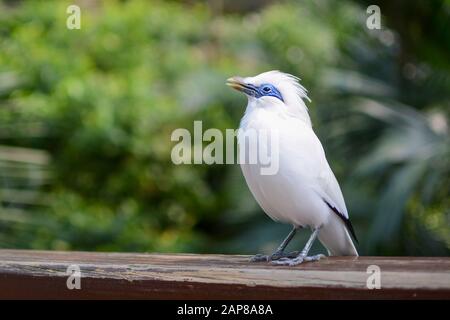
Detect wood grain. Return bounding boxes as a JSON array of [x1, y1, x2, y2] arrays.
[[0, 249, 449, 299]]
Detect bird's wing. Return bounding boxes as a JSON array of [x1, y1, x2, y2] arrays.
[[316, 161, 349, 219], [307, 133, 360, 242], [279, 119, 349, 219], [286, 125, 349, 219]]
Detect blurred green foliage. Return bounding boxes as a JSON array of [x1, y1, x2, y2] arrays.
[[0, 0, 448, 255]]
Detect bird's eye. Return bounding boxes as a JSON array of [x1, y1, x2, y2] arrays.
[[262, 86, 271, 92]]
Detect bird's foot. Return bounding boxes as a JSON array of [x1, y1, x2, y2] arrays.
[[271, 254, 326, 266], [250, 251, 299, 262]]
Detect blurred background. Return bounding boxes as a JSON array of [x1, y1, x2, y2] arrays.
[[0, 0, 448, 256]]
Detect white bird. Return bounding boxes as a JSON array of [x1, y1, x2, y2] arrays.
[[227, 70, 358, 266]]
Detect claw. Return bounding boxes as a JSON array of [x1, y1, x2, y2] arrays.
[[275, 257, 290, 262], [303, 254, 326, 262], [272, 256, 304, 266], [271, 254, 325, 266], [250, 254, 269, 262], [251, 251, 300, 263]]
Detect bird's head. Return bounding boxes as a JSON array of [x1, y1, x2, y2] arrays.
[[227, 70, 311, 123]]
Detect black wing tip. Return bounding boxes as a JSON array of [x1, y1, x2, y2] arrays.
[[323, 199, 359, 244], [344, 218, 359, 244]]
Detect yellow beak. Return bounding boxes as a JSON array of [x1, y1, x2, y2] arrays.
[[226, 76, 246, 92]]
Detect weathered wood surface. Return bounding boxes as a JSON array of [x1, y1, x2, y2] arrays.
[[0, 250, 449, 299]]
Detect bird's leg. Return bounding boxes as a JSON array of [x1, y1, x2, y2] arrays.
[[251, 226, 299, 262], [272, 228, 325, 266], [271, 226, 299, 259]]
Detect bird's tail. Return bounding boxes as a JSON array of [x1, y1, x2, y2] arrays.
[[318, 214, 358, 256]]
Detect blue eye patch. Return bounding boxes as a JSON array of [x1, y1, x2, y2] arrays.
[[240, 83, 284, 102]]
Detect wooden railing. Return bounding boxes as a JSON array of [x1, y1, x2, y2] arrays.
[[0, 249, 449, 299]]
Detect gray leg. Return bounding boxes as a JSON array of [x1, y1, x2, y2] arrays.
[[272, 228, 325, 266], [251, 226, 299, 262]]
